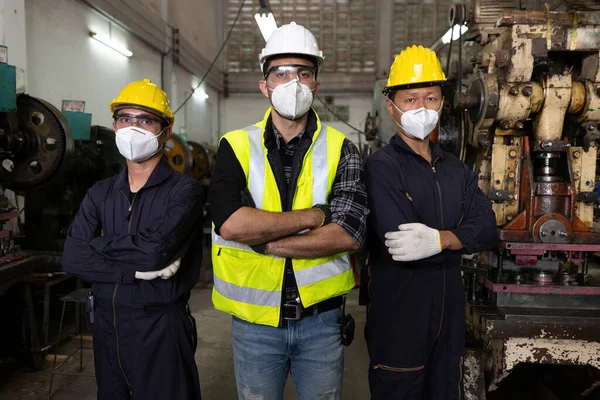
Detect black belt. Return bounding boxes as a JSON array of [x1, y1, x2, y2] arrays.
[[282, 296, 343, 321]]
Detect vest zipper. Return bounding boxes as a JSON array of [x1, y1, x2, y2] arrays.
[[113, 190, 137, 394], [372, 364, 425, 372], [432, 158, 446, 341]]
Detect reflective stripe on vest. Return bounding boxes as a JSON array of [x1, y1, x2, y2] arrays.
[[213, 275, 280, 307], [211, 228, 252, 252], [294, 254, 351, 287], [247, 125, 266, 209]]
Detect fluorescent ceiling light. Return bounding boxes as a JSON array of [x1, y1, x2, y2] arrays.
[[90, 32, 133, 57], [254, 8, 278, 42], [441, 24, 468, 44], [193, 90, 209, 100]]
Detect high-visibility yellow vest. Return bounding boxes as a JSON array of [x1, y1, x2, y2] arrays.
[[212, 108, 355, 327]]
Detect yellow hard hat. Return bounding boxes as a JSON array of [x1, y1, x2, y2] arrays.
[[383, 45, 446, 94], [109, 78, 174, 126]]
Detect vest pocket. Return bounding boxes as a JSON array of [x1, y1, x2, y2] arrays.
[[216, 246, 263, 261], [293, 176, 314, 207]]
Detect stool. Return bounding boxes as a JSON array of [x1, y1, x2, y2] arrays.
[[48, 288, 95, 399]]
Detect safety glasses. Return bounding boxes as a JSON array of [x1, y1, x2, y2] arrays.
[[114, 113, 164, 132], [264, 64, 317, 85]]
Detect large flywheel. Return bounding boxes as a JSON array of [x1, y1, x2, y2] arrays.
[[0, 94, 73, 191]]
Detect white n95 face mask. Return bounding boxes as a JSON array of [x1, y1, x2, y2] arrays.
[[115, 126, 164, 162], [391, 101, 443, 140], [269, 79, 314, 120]]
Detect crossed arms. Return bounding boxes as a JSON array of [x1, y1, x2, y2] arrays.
[[61, 181, 203, 284], [210, 138, 368, 259]]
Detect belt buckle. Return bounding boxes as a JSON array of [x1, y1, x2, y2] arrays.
[[284, 303, 302, 320]]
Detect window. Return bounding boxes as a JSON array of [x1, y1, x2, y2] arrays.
[[225, 0, 377, 74]]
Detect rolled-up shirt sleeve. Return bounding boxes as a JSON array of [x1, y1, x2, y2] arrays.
[[328, 139, 369, 246]]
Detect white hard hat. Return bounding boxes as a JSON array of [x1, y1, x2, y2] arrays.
[[258, 22, 324, 74]]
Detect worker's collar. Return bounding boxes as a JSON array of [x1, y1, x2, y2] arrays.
[[115, 155, 174, 191], [390, 134, 445, 160], [264, 108, 317, 150]]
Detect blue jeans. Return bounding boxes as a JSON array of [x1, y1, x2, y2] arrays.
[[232, 307, 344, 400]]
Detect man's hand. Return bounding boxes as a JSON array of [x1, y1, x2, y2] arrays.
[[156, 258, 181, 279], [385, 223, 442, 262], [135, 258, 182, 281], [134, 270, 160, 280]]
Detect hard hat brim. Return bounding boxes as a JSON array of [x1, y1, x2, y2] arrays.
[[382, 80, 445, 95]]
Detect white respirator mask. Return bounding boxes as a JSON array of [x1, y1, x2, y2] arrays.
[[391, 101, 443, 140], [268, 78, 315, 120], [115, 126, 164, 162]]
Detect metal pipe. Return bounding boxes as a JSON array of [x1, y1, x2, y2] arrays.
[[496, 250, 504, 280], [469, 273, 477, 303]]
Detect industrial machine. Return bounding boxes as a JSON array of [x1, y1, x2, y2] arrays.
[[164, 134, 216, 184], [449, 1, 600, 398], [0, 55, 127, 368]]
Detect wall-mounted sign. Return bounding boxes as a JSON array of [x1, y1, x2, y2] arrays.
[[62, 100, 86, 113], [0, 46, 7, 64]]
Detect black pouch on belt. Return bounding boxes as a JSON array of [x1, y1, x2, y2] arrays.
[[340, 296, 355, 346]]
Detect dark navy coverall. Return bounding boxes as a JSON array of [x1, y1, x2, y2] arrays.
[[365, 135, 497, 399], [62, 156, 204, 400]]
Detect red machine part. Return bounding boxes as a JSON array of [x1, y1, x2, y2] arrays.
[[498, 138, 600, 244]]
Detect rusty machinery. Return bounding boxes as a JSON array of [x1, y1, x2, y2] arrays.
[[432, 0, 600, 398]]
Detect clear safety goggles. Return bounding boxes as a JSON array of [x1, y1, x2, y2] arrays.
[[114, 113, 165, 133], [265, 64, 317, 85]]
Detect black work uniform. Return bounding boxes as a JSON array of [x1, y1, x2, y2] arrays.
[[62, 157, 204, 400], [365, 134, 497, 400]]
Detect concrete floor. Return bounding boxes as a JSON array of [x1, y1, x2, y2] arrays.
[[0, 287, 370, 400]]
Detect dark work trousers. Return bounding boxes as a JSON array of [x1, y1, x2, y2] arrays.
[[367, 265, 465, 400], [93, 298, 200, 400]]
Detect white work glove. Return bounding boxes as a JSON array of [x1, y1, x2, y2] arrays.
[[135, 258, 182, 281], [385, 223, 442, 262]]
